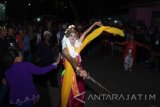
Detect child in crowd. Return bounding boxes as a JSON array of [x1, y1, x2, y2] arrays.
[[115, 34, 151, 72]]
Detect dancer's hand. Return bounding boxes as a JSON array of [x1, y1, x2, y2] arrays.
[[94, 21, 102, 26], [79, 69, 88, 79]]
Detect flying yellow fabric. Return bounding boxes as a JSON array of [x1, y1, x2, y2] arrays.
[[61, 25, 125, 107]]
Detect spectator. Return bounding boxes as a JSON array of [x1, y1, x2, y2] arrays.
[[15, 28, 24, 51], [23, 29, 31, 61], [36, 31, 59, 87], [5, 27, 17, 49], [3, 49, 60, 107]]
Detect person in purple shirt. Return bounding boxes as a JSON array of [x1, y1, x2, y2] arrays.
[[3, 49, 61, 107]]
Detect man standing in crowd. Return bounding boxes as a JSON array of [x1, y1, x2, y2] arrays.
[[35, 30, 58, 87]]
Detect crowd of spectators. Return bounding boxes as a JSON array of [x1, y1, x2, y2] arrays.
[[0, 18, 160, 106]]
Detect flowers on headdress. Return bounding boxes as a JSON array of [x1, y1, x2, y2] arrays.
[[68, 25, 75, 29], [65, 24, 75, 34], [64, 24, 79, 38]]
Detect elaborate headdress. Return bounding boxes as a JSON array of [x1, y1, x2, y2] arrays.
[[62, 25, 82, 58], [64, 25, 78, 38]]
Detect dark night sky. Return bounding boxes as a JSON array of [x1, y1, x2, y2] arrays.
[[0, 0, 158, 21]]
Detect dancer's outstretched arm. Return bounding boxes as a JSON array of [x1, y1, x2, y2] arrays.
[[79, 21, 102, 42], [115, 41, 128, 46], [135, 41, 151, 50]]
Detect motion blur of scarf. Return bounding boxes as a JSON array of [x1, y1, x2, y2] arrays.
[[61, 25, 125, 107]]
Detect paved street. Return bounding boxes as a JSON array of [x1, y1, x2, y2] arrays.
[[1, 45, 160, 107], [38, 45, 160, 107]]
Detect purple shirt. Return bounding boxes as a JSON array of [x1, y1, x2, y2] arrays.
[[5, 62, 56, 105]]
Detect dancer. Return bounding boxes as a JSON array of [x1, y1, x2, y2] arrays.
[[60, 21, 124, 107], [115, 34, 150, 72]]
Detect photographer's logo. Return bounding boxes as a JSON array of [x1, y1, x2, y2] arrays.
[[74, 93, 156, 104], [87, 94, 156, 101], [74, 92, 85, 104]]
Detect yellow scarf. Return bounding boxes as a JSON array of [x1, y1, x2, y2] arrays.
[[61, 25, 125, 107]]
